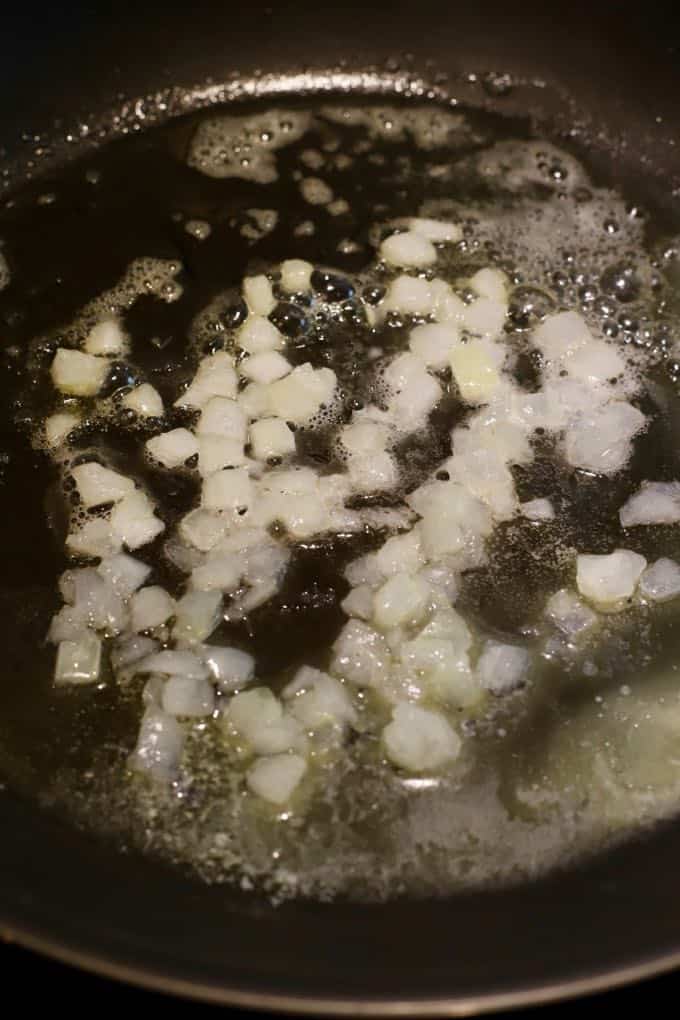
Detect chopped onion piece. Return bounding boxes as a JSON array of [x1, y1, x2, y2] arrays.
[[407, 218, 462, 243], [179, 508, 227, 551], [61, 566, 127, 633], [340, 584, 375, 620], [454, 410, 532, 465], [228, 577, 280, 616], [383, 704, 460, 771], [246, 753, 307, 804], [372, 572, 430, 629], [227, 687, 305, 754], [447, 449, 518, 520], [384, 352, 442, 428], [84, 317, 128, 356], [420, 607, 472, 651], [280, 259, 313, 293], [202, 645, 255, 692], [253, 490, 326, 538], [146, 428, 198, 468], [175, 352, 238, 408], [380, 230, 437, 269], [71, 462, 135, 509], [51, 348, 108, 396], [122, 383, 164, 417], [55, 634, 102, 685], [111, 634, 158, 672], [130, 707, 184, 780], [374, 530, 426, 579], [477, 641, 530, 695], [619, 481, 680, 527], [162, 675, 215, 717], [173, 589, 223, 642], [202, 466, 253, 511], [331, 619, 391, 688], [268, 363, 337, 424], [197, 396, 248, 441], [521, 497, 555, 521], [67, 518, 122, 559], [110, 490, 164, 550], [638, 558, 680, 603], [48, 606, 91, 643], [408, 480, 493, 559], [237, 316, 284, 354], [545, 589, 597, 638], [300, 176, 333, 205], [533, 310, 592, 363], [282, 666, 357, 729], [419, 562, 459, 602], [409, 322, 459, 369], [450, 341, 502, 403], [430, 279, 466, 323], [190, 553, 241, 592], [238, 381, 273, 419], [381, 275, 433, 317], [340, 419, 390, 455], [243, 274, 275, 316], [566, 341, 627, 388], [469, 268, 507, 304], [576, 549, 647, 610], [250, 417, 296, 460], [130, 586, 175, 631], [142, 675, 165, 707], [347, 450, 398, 493], [259, 469, 320, 514], [240, 351, 292, 384], [136, 649, 209, 680], [461, 298, 507, 339], [401, 636, 478, 708], [45, 411, 80, 448], [564, 401, 646, 476], [198, 435, 246, 475]]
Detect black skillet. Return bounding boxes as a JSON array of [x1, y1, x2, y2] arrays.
[[2, 1, 680, 1012]]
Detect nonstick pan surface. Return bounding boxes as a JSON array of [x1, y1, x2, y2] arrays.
[[2, 2, 680, 1012]]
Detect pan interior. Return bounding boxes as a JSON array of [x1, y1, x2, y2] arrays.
[[3, 83, 680, 917]]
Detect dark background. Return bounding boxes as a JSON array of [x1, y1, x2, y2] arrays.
[[3, 940, 678, 1014]]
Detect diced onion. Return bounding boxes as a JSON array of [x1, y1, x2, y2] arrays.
[[130, 707, 184, 780], [249, 418, 296, 460], [477, 641, 530, 695], [202, 645, 255, 691], [136, 649, 209, 679], [110, 490, 165, 550], [71, 462, 135, 509], [380, 230, 437, 269], [45, 411, 80, 448], [576, 549, 647, 610], [84, 318, 128, 356], [246, 753, 307, 804], [55, 634, 102, 685], [97, 554, 151, 597], [383, 704, 460, 771], [173, 589, 223, 642], [619, 481, 680, 527], [51, 348, 108, 396], [130, 586, 175, 631], [146, 428, 198, 468], [162, 675, 215, 717], [122, 383, 164, 417]]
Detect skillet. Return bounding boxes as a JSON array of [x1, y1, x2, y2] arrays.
[[2, 1, 680, 1012]]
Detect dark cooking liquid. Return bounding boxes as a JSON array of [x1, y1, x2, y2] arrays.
[[2, 94, 680, 899]]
